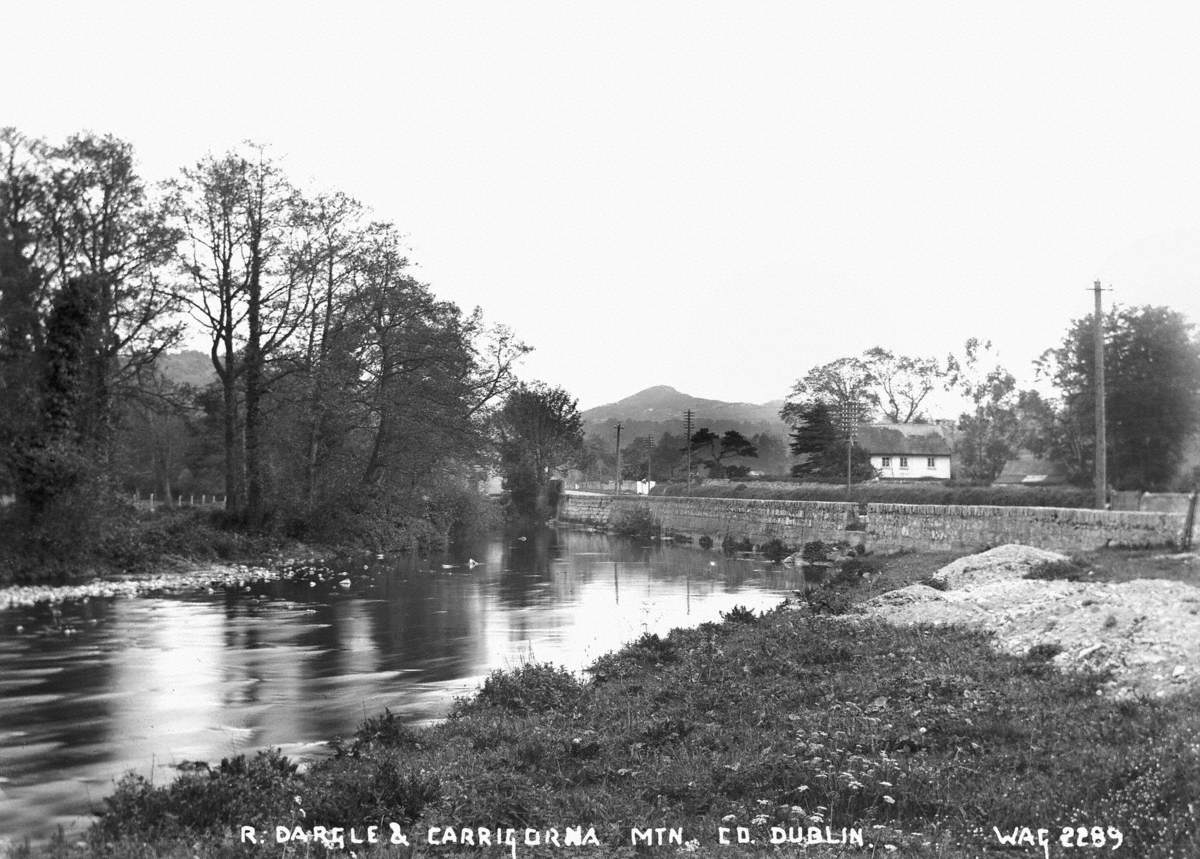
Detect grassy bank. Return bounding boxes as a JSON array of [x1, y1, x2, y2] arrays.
[[0, 506, 310, 585], [1, 493, 502, 585], [19, 549, 1198, 859], [650, 482, 1096, 509]]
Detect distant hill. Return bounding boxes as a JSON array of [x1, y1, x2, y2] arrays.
[[582, 385, 788, 438]]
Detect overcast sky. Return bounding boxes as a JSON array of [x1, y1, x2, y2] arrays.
[[7, 1, 1200, 412]]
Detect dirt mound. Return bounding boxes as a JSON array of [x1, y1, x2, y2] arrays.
[[857, 544, 1200, 699]]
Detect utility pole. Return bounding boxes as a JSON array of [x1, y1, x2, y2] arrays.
[[614, 422, 623, 495], [683, 409, 695, 495], [838, 401, 861, 495], [1092, 280, 1109, 509], [646, 435, 654, 483]]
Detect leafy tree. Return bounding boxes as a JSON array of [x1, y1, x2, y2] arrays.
[[169, 146, 308, 522], [861, 347, 942, 423], [947, 339, 1021, 481], [687, 428, 758, 477], [780, 357, 874, 425], [2, 130, 180, 518], [495, 383, 585, 519], [750, 432, 789, 475], [1039, 305, 1200, 491], [782, 349, 945, 427], [0, 129, 46, 492]]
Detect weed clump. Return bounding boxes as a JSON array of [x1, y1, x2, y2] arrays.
[[722, 536, 753, 554], [609, 504, 659, 539], [802, 583, 853, 615], [1026, 641, 1064, 662], [1026, 558, 1088, 581], [95, 750, 301, 842], [760, 537, 793, 563], [720, 604, 758, 624], [801, 540, 832, 563], [455, 663, 584, 716]]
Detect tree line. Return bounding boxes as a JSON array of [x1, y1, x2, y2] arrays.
[[0, 129, 534, 564], [781, 316, 1200, 492]]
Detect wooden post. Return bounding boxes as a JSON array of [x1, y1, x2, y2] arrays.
[[615, 422, 623, 495], [1183, 491, 1198, 551], [1093, 281, 1107, 509]]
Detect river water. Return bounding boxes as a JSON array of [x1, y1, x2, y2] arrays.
[[0, 528, 807, 844]]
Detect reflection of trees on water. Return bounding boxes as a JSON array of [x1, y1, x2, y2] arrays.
[[0, 531, 813, 840]]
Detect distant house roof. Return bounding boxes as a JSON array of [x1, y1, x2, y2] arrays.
[[856, 423, 952, 456], [993, 452, 1070, 486]]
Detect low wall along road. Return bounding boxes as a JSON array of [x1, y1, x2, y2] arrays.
[[558, 492, 1195, 553]]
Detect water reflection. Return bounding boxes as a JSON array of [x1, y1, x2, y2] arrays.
[[0, 528, 805, 843]]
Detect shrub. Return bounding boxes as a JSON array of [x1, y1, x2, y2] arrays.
[[760, 537, 793, 563], [839, 555, 880, 577], [802, 584, 853, 615], [455, 663, 584, 716], [720, 604, 758, 624], [95, 750, 302, 841], [352, 708, 422, 750], [698, 535, 714, 549], [1025, 558, 1088, 581], [609, 503, 659, 540], [1027, 642, 1064, 662], [801, 540, 831, 563], [629, 632, 679, 663], [721, 536, 752, 554]]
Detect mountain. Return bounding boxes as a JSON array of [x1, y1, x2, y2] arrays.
[[582, 385, 788, 437]]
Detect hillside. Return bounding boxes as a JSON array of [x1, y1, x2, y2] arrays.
[[581, 385, 787, 437]]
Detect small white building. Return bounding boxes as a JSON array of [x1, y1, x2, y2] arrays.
[[857, 423, 953, 480]]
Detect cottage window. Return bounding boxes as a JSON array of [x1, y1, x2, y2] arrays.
[[899, 456, 908, 468], [881, 456, 891, 467], [927, 457, 936, 468]]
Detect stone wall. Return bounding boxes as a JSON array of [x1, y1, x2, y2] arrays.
[[557, 492, 860, 546], [865, 503, 1189, 552], [560, 492, 1195, 553]]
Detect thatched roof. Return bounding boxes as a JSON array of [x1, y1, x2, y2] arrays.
[[856, 423, 952, 456]]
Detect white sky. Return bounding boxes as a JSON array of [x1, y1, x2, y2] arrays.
[[7, 1, 1200, 413]]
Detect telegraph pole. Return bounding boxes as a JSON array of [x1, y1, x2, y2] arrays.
[[614, 422, 623, 495], [838, 401, 861, 496], [683, 409, 695, 495], [1092, 281, 1108, 509], [646, 435, 654, 483]]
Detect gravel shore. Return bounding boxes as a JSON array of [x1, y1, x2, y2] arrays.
[[0, 562, 291, 609]]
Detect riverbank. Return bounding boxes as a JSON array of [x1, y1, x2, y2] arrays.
[[13, 546, 1198, 859], [0, 506, 348, 607]]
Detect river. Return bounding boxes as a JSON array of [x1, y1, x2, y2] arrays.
[[0, 528, 807, 844]]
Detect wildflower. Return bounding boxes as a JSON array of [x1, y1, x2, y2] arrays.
[[722, 814, 737, 824], [883, 796, 895, 804], [678, 839, 700, 853], [752, 814, 770, 826]]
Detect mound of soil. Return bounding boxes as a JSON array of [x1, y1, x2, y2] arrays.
[[857, 544, 1200, 699]]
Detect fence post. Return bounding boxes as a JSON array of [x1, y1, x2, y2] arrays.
[[1183, 491, 1198, 551]]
